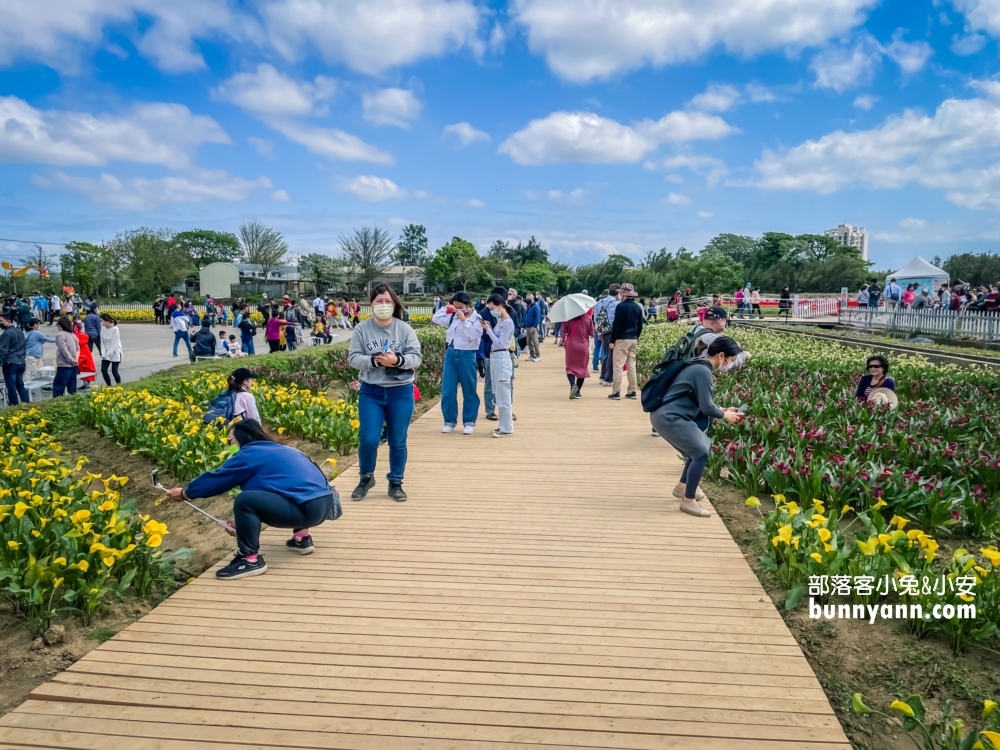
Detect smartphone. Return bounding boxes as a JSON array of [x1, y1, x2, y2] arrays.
[[737, 404, 748, 413], [151, 469, 159, 487]]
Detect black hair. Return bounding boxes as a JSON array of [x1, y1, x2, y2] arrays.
[[487, 293, 515, 319], [99, 313, 117, 325], [369, 283, 405, 319], [491, 285, 507, 297], [706, 336, 742, 358], [230, 419, 276, 447], [866, 355, 889, 374]]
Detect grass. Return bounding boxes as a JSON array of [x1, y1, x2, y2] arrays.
[[86, 627, 117, 644]]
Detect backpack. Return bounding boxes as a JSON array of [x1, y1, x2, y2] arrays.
[[594, 303, 613, 334], [203, 391, 237, 424], [640, 327, 704, 413]]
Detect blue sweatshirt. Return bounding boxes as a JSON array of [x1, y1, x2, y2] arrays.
[[185, 442, 331, 504], [25, 329, 56, 358], [523, 302, 542, 328], [84, 311, 101, 338]]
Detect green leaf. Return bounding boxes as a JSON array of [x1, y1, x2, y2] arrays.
[[785, 583, 806, 610], [851, 693, 874, 715], [759, 555, 778, 573]]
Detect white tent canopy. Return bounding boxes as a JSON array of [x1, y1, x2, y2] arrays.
[[891, 256, 949, 294]]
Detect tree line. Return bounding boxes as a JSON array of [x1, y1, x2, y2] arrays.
[[8, 222, 935, 301]]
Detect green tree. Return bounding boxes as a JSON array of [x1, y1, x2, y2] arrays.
[[395, 224, 429, 267], [298, 253, 341, 294], [175, 229, 241, 270], [60, 242, 106, 297], [239, 220, 288, 281], [943, 252, 1000, 287], [426, 237, 492, 291], [512, 262, 556, 294], [125, 229, 191, 299], [337, 226, 395, 294], [702, 234, 758, 265]]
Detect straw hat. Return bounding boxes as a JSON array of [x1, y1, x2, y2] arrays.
[[867, 388, 898, 409]]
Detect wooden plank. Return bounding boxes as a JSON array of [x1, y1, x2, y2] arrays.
[[0, 351, 849, 748]]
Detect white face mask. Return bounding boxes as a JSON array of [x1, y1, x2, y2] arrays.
[[372, 303, 394, 320]]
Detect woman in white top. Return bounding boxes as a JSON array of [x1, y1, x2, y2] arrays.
[[99, 313, 123, 385], [228, 367, 261, 422], [479, 293, 516, 438]]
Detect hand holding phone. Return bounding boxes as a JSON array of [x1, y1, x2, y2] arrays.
[[738, 403, 748, 413]]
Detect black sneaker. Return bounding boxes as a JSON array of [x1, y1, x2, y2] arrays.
[[625, 392, 637, 399], [608, 392, 621, 400], [352, 474, 375, 500], [286, 535, 314, 555], [216, 553, 267, 580], [388, 483, 408, 502]]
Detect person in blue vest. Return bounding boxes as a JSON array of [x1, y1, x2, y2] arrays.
[[432, 291, 483, 435]]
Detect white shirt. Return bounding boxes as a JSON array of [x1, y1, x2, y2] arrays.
[[432, 306, 483, 350], [233, 391, 260, 422], [100, 325, 123, 362], [171, 312, 189, 333], [313, 297, 324, 311]]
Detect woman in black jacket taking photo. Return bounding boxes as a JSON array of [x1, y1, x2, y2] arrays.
[[649, 336, 745, 518]]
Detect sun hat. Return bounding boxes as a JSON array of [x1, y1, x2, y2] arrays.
[[619, 283, 638, 298], [704, 306, 728, 321], [867, 388, 899, 409]]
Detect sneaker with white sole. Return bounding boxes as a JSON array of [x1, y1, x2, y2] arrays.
[[442, 424, 456, 433], [462, 424, 475, 435], [216, 553, 267, 580], [491, 429, 513, 438], [285, 536, 315, 555]]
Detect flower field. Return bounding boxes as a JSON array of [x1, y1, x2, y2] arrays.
[[0, 409, 184, 636], [638, 324, 1000, 651]]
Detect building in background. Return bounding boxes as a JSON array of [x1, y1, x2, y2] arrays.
[[199, 262, 313, 299], [824, 224, 869, 261]]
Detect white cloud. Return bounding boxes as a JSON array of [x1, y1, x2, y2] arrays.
[[752, 88, 1000, 209], [698, 210, 714, 218], [443, 121, 491, 146], [0, 96, 229, 168], [36, 169, 270, 210], [658, 154, 728, 188], [513, 0, 878, 82], [340, 175, 406, 201], [214, 64, 335, 116], [883, 32, 933, 74], [466, 198, 485, 207], [687, 84, 741, 112], [810, 35, 881, 91], [499, 110, 734, 165], [261, 0, 481, 75], [248, 136, 274, 157], [547, 188, 587, 200], [853, 94, 877, 110], [900, 217, 926, 229], [362, 88, 422, 128], [953, 0, 1000, 37], [951, 32, 988, 55], [664, 192, 691, 205], [272, 189, 291, 201], [267, 120, 392, 164], [687, 82, 779, 113], [0, 0, 249, 73]]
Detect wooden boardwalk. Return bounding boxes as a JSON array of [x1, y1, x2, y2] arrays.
[[0, 349, 850, 749]]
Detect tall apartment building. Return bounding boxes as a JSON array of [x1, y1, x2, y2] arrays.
[[824, 224, 869, 261]]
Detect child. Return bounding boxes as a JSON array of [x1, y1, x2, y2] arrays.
[[216, 330, 231, 356], [228, 334, 244, 357], [25, 318, 55, 379], [322, 319, 333, 344], [313, 316, 326, 344], [285, 317, 298, 351], [73, 320, 96, 391]]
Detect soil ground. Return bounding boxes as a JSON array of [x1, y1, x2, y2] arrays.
[[706, 479, 1000, 750]]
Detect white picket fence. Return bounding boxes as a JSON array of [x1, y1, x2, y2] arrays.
[[839, 307, 1000, 342]]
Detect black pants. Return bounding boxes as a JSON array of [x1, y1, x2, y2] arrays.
[[154, 310, 165, 324], [599, 333, 614, 382], [566, 374, 585, 390], [233, 491, 337, 556], [88, 334, 101, 354], [101, 359, 121, 386], [267, 339, 281, 353]]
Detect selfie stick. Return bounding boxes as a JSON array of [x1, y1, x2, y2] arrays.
[[153, 471, 236, 535]]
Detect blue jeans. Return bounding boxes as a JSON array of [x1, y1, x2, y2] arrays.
[[3, 363, 30, 405], [867, 298, 879, 309], [51, 366, 77, 398], [358, 382, 415, 484], [592, 337, 603, 370], [242, 337, 255, 355], [173, 330, 192, 356], [441, 347, 480, 426]]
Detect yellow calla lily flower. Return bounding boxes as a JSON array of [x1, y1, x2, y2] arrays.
[[889, 700, 915, 718], [983, 700, 997, 719], [872, 499, 887, 510], [745, 496, 760, 508], [857, 538, 879, 556], [981, 731, 1000, 750], [818, 528, 832, 543], [810, 553, 823, 563], [890, 515, 908, 530], [14, 501, 29, 519], [980, 547, 1000, 568]]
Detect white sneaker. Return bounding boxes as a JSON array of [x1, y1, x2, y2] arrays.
[[491, 429, 512, 438], [442, 424, 455, 433], [462, 424, 475, 435]]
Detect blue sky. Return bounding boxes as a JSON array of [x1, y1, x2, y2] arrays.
[[3, 0, 1000, 272]]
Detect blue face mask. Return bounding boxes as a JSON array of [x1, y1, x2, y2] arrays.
[[490, 309, 501, 320]]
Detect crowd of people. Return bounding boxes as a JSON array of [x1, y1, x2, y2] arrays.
[[857, 278, 1000, 313]]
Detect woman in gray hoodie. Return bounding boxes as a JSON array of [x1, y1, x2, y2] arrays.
[[650, 336, 745, 518], [347, 284, 422, 502], [53, 316, 80, 397]]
